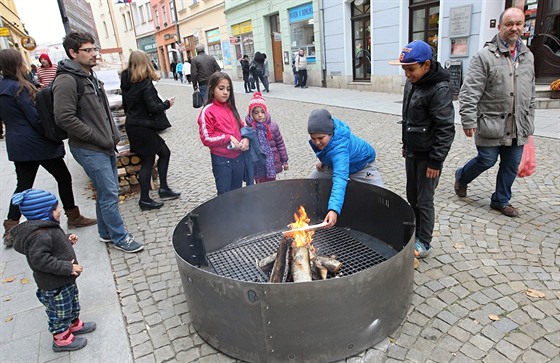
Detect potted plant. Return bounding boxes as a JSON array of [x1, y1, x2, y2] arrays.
[[551, 79, 560, 99]]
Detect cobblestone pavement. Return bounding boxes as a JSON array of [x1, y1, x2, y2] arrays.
[[107, 82, 559, 363]]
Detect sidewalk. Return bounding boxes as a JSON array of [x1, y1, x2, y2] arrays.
[[1, 79, 558, 363]]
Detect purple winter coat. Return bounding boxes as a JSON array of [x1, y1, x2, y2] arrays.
[[246, 114, 288, 173]]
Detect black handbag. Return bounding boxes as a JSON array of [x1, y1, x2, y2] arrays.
[[193, 90, 203, 108]]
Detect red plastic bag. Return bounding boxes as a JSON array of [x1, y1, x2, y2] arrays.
[[517, 136, 536, 177]]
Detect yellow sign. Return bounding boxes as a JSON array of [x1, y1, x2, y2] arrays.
[[232, 21, 252, 36], [21, 36, 37, 51], [0, 27, 10, 37]]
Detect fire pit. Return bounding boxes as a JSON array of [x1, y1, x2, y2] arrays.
[[173, 179, 415, 363]]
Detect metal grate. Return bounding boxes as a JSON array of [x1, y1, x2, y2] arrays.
[[206, 227, 388, 282]]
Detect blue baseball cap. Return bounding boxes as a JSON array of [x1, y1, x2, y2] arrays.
[[389, 40, 433, 65]]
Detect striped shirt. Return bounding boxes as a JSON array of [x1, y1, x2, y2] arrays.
[[37, 65, 58, 88]]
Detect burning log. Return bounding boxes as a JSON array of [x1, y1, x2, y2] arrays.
[[311, 262, 328, 280], [269, 237, 289, 283], [291, 246, 312, 282], [257, 253, 277, 273]]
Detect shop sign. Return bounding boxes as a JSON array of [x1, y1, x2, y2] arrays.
[[450, 5, 472, 38], [289, 2, 313, 23], [21, 36, 37, 51], [0, 27, 10, 37], [230, 36, 240, 44], [232, 20, 252, 36], [206, 28, 220, 43]]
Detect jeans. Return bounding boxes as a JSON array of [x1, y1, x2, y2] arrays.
[[405, 157, 440, 246], [456, 140, 523, 207], [298, 69, 308, 87], [70, 147, 127, 244], [198, 85, 209, 103], [8, 158, 76, 220], [211, 153, 245, 195]]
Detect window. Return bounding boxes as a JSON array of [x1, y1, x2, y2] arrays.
[[102, 21, 108, 38], [170, 1, 176, 23], [122, 14, 128, 31], [127, 11, 133, 30], [289, 3, 315, 63], [351, 0, 371, 81], [162, 6, 167, 26], [139, 5, 145, 23], [409, 0, 439, 58], [146, 3, 152, 21], [177, 0, 185, 11], [155, 9, 159, 28]]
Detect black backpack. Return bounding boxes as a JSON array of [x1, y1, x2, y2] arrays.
[[35, 73, 84, 142]]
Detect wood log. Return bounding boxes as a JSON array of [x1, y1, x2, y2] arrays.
[[311, 261, 328, 280], [120, 156, 130, 166], [117, 167, 127, 177], [125, 165, 141, 174], [128, 175, 139, 185], [315, 255, 343, 274], [257, 253, 277, 272], [291, 246, 312, 282], [269, 237, 289, 283], [130, 155, 141, 165]]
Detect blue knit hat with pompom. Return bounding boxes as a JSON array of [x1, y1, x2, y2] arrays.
[[11, 189, 59, 221]]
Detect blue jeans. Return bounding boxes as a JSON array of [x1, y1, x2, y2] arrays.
[[457, 140, 523, 207], [70, 147, 128, 244], [198, 84, 208, 103], [211, 153, 245, 195]]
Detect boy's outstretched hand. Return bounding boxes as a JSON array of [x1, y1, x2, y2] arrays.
[[68, 234, 78, 245], [324, 210, 338, 228]]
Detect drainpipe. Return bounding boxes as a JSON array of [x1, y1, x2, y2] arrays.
[[172, 0, 182, 63], [319, 0, 327, 88]]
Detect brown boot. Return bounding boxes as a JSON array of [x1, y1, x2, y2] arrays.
[[3, 219, 19, 246], [65, 207, 97, 229]]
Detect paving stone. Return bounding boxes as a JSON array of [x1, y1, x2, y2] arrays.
[[460, 342, 485, 360], [481, 325, 505, 342], [132, 341, 155, 360], [532, 338, 560, 358], [469, 334, 495, 352], [135, 354, 156, 363], [504, 332, 535, 350], [520, 349, 549, 363], [520, 321, 548, 340], [492, 317, 519, 334], [386, 344, 408, 360], [494, 340, 522, 361], [154, 345, 175, 363]]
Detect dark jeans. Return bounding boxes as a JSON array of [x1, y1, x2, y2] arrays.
[[405, 157, 440, 246], [456, 140, 523, 207], [198, 84, 209, 103], [211, 153, 245, 195], [8, 158, 76, 221], [138, 143, 171, 201], [298, 69, 308, 87], [252, 71, 268, 92], [177, 71, 183, 83]]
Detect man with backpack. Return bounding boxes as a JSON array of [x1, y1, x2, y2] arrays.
[[53, 31, 144, 253]]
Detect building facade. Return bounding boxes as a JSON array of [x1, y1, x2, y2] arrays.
[[130, 0, 158, 68], [0, 0, 31, 63]]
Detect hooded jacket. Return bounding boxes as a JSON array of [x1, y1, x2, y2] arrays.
[[459, 35, 535, 147], [53, 59, 120, 155], [0, 77, 64, 161], [401, 61, 455, 170], [11, 220, 77, 291], [198, 100, 243, 158], [120, 69, 171, 130], [309, 117, 375, 214]]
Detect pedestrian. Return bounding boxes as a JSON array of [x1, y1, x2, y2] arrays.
[[240, 55, 251, 93], [10, 189, 96, 352], [295, 48, 308, 88], [37, 53, 57, 89], [262, 53, 270, 92], [151, 60, 158, 70], [53, 31, 144, 253], [29, 64, 40, 87], [389, 40, 455, 258], [175, 61, 183, 83], [245, 92, 288, 183], [183, 58, 191, 84], [198, 71, 248, 195], [191, 44, 221, 102], [250, 52, 268, 92], [170, 60, 177, 80], [455, 7, 535, 218], [307, 109, 383, 227], [0, 48, 96, 246], [121, 50, 181, 211]]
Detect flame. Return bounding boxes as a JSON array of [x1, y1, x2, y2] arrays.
[[288, 206, 315, 250]]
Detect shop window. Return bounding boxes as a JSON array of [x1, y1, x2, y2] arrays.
[[409, 0, 439, 59], [352, 0, 371, 81], [289, 3, 316, 63]]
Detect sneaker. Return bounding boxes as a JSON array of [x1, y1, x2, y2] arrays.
[[490, 204, 519, 217], [70, 319, 97, 335], [454, 168, 467, 198], [99, 236, 112, 243], [113, 235, 144, 253], [414, 241, 431, 259]]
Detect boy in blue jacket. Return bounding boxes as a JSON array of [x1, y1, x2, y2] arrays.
[[308, 109, 384, 227]]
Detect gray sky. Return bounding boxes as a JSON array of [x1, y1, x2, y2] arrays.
[[14, 0, 66, 45]]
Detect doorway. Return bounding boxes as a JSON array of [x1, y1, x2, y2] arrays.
[[270, 14, 283, 82], [351, 0, 371, 81]]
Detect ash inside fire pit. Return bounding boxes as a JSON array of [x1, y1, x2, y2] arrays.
[[207, 227, 396, 282]]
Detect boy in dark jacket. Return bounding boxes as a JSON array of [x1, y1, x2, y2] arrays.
[[10, 189, 96, 352], [390, 40, 455, 258]]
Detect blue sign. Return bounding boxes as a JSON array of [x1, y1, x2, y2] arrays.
[[221, 40, 232, 66], [289, 3, 313, 23]]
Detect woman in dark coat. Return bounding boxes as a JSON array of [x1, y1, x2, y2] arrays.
[[0, 49, 96, 245], [121, 50, 180, 211], [250, 52, 269, 93]]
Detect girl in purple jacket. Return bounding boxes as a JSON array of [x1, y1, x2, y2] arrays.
[[245, 92, 289, 183]]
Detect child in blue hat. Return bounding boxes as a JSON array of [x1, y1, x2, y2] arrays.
[[9, 189, 96, 352]]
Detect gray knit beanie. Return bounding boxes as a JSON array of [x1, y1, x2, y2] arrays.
[[307, 109, 334, 135]]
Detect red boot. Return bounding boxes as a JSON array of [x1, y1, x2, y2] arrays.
[[52, 329, 87, 352]]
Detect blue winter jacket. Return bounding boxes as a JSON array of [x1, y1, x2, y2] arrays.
[[0, 77, 64, 162], [308, 117, 375, 214]]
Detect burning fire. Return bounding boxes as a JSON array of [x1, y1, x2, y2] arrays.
[[289, 206, 315, 250]]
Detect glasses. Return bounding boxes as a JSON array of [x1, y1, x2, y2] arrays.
[[78, 47, 99, 54]]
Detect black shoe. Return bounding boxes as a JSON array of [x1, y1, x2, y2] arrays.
[[158, 188, 181, 200], [139, 199, 164, 211]]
